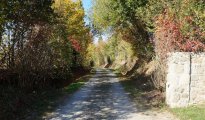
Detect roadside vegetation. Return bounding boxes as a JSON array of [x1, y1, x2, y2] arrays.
[[0, 0, 92, 89], [171, 105, 205, 120], [90, 0, 205, 119], [119, 78, 165, 109], [0, 0, 91, 119], [0, 74, 90, 120], [90, 0, 205, 89], [0, 0, 205, 119], [64, 75, 90, 93]]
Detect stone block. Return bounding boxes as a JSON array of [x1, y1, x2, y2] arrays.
[[175, 64, 185, 73], [178, 74, 190, 86], [192, 57, 203, 64], [191, 75, 200, 81], [173, 94, 180, 103], [202, 58, 205, 65], [166, 52, 205, 108], [184, 64, 191, 74], [166, 74, 179, 86], [181, 93, 189, 98], [192, 64, 205, 74], [167, 52, 190, 64]]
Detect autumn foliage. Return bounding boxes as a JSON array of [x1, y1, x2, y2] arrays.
[[91, 0, 205, 89], [153, 0, 205, 89], [155, 10, 205, 60], [155, 0, 205, 55], [0, 0, 92, 88], [69, 36, 81, 52]]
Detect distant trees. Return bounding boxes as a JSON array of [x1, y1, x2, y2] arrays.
[[87, 34, 134, 67], [0, 0, 92, 88], [91, 0, 205, 57], [91, 0, 153, 59], [91, 0, 205, 89]]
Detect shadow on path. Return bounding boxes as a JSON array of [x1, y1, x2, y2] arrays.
[[44, 69, 140, 120], [42, 69, 178, 120]]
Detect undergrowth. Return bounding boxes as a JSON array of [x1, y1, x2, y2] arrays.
[[0, 74, 90, 120]]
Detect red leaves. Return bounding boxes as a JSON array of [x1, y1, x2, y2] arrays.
[[155, 11, 205, 57], [182, 40, 205, 52], [68, 36, 81, 52]]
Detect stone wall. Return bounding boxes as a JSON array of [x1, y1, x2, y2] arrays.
[[166, 52, 205, 108]]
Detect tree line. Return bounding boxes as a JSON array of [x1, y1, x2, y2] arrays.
[[0, 0, 92, 89], [89, 0, 205, 89]]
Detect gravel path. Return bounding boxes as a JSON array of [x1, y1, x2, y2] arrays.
[[44, 69, 178, 120]]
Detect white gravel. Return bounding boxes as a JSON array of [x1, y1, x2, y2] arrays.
[[44, 69, 178, 120]]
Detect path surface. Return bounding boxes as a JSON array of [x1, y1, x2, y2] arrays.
[[44, 69, 178, 120]]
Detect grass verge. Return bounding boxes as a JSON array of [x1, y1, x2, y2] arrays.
[[119, 74, 205, 120], [64, 77, 88, 93], [171, 105, 205, 120]]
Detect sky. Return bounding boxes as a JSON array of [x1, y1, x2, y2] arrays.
[[82, 0, 92, 11], [82, 0, 92, 25]]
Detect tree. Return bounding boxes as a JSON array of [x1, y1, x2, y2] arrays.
[[0, 0, 92, 88], [53, 0, 92, 68], [91, 0, 153, 58]]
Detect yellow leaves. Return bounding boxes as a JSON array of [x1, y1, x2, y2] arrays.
[[53, 0, 84, 18], [53, 0, 86, 34], [53, 0, 92, 55]]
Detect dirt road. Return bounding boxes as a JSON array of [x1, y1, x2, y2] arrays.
[[44, 69, 178, 120]]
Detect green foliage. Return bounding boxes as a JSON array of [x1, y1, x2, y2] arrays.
[[91, 0, 153, 59], [92, 0, 147, 30], [92, 0, 205, 58], [53, 0, 92, 68], [0, 0, 91, 88], [87, 34, 136, 67], [64, 82, 85, 93], [105, 36, 118, 61], [0, 0, 54, 24]]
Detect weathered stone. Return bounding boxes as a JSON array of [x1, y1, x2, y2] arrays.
[[192, 64, 204, 74], [191, 75, 200, 81], [180, 88, 185, 93], [166, 52, 205, 108], [175, 65, 185, 73], [181, 93, 189, 98]]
